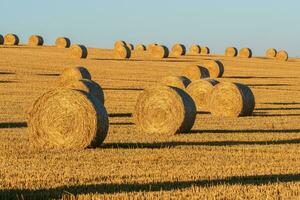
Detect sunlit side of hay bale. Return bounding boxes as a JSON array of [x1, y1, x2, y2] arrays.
[[59, 66, 92, 85], [114, 40, 126, 49], [28, 35, 44, 46], [70, 44, 88, 59], [160, 76, 191, 90], [135, 44, 146, 51], [115, 45, 131, 59], [200, 46, 210, 55], [189, 44, 201, 55], [147, 43, 158, 53], [4, 33, 19, 45], [276, 50, 288, 61], [127, 43, 134, 50], [151, 45, 169, 59], [266, 48, 277, 58], [200, 60, 224, 78], [225, 47, 238, 57], [239, 48, 252, 58], [55, 37, 71, 48], [181, 64, 210, 81], [171, 44, 186, 57]]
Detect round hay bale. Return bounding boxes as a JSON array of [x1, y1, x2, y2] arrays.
[[70, 44, 88, 59], [209, 82, 255, 117], [181, 64, 210, 81], [276, 50, 288, 61], [135, 44, 146, 51], [60, 66, 91, 85], [189, 44, 201, 55], [186, 79, 219, 111], [151, 45, 169, 59], [28, 89, 109, 149], [114, 40, 126, 49], [115, 45, 131, 59], [127, 43, 134, 50], [201, 60, 224, 78], [239, 48, 252, 58], [266, 48, 277, 58], [28, 35, 44, 46], [4, 34, 19, 45], [0, 34, 4, 45], [55, 37, 71, 48], [62, 79, 105, 104], [147, 43, 158, 52], [134, 86, 196, 135], [160, 76, 191, 90], [225, 47, 238, 57], [171, 43, 186, 57], [201, 46, 210, 55]]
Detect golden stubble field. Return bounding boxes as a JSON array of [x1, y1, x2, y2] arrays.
[[0, 45, 300, 199]]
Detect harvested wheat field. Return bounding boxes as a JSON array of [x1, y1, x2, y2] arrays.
[[0, 44, 300, 199]]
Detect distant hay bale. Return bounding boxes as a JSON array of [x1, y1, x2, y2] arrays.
[[171, 44, 186, 57], [186, 79, 219, 111], [239, 48, 252, 58], [160, 76, 191, 90], [147, 43, 158, 52], [225, 47, 238, 57], [181, 64, 210, 81], [209, 82, 255, 117], [0, 34, 4, 45], [276, 50, 288, 61], [4, 34, 19, 45], [127, 43, 134, 50], [114, 40, 126, 49], [55, 37, 71, 48], [59, 66, 91, 85], [28, 89, 109, 149], [189, 44, 201, 55], [135, 44, 146, 51], [134, 86, 196, 135], [28, 35, 44, 46], [201, 60, 224, 78], [70, 44, 88, 59], [266, 48, 277, 58], [200, 46, 210, 55], [151, 45, 169, 59], [115, 45, 131, 59]]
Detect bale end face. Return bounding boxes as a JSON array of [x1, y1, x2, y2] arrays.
[[114, 40, 126, 49], [28, 35, 44, 46], [160, 76, 191, 90], [55, 37, 71, 48], [171, 44, 186, 57], [239, 48, 252, 58], [201, 47, 210, 55], [4, 34, 19, 45], [181, 64, 210, 81], [135, 44, 146, 51], [200, 60, 224, 78], [59, 66, 91, 85], [151, 45, 169, 59], [70, 44, 88, 59], [266, 48, 277, 58], [115, 45, 131, 59], [225, 47, 238, 57], [189, 45, 201, 55], [276, 50, 288, 61]]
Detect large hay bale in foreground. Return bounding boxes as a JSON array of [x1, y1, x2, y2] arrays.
[[225, 47, 238, 57], [134, 86, 196, 135], [0, 34, 4, 45], [201, 60, 224, 78], [239, 48, 252, 58], [135, 44, 146, 51], [28, 35, 44, 46], [4, 34, 19, 45], [60, 66, 91, 84], [115, 45, 131, 59], [186, 79, 219, 111], [151, 45, 169, 59], [200, 46, 210, 55], [114, 40, 126, 49], [276, 50, 288, 61], [70, 44, 88, 59], [28, 89, 109, 149], [171, 44, 186, 57], [266, 48, 277, 58], [160, 76, 191, 90], [181, 64, 210, 81], [127, 43, 134, 50], [55, 37, 71, 48], [189, 44, 201, 55], [209, 82, 255, 117]]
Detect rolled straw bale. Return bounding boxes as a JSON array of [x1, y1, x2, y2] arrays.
[[115, 45, 131, 59], [55, 37, 71, 48], [134, 86, 196, 135], [127, 43, 134, 50], [59, 66, 91, 85], [171, 43, 186, 56], [135, 44, 146, 51], [70, 44, 88, 59], [209, 82, 255, 117], [239, 48, 252, 58], [186, 79, 219, 111], [160, 76, 191, 90], [225, 47, 238, 57], [151, 45, 169, 59], [200, 46, 210, 55], [114, 40, 126, 49], [4, 34, 19, 45], [28, 89, 109, 149], [28, 35, 44, 46], [266, 48, 277, 58], [276, 50, 288, 61], [181, 64, 210, 81], [62, 79, 105, 104], [0, 34, 4, 45], [147, 43, 158, 53], [201, 60, 224, 78], [189, 44, 201, 55]]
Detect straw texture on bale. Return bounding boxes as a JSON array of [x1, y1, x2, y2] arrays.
[[134, 86, 196, 135], [70, 44, 88, 59], [276, 50, 288, 61], [200, 47, 210, 55], [160, 76, 191, 90], [115, 45, 131, 59], [62, 79, 105, 104], [239, 48, 252, 58], [186, 79, 219, 111], [0, 34, 4, 45], [225, 47, 238, 57], [181, 64, 210, 81], [127, 43, 134, 50], [147, 43, 158, 52], [114, 40, 126, 49], [28, 35, 44, 46], [4, 34, 19, 45], [151, 45, 169, 59], [209, 82, 255, 117], [189, 44, 201, 55], [135, 44, 146, 51], [60, 66, 91, 85], [266, 48, 277, 58], [28, 89, 109, 149], [201, 60, 224, 78], [171, 44, 186, 57], [55, 37, 71, 48]]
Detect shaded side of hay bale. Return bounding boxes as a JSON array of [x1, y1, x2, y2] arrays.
[[115, 45, 131, 59], [186, 79, 219, 111], [4, 34, 19, 45], [59, 66, 91, 84], [114, 40, 126, 49], [181, 64, 210, 81], [189, 44, 201, 55], [201, 46, 210, 55], [55, 37, 71, 48], [276, 50, 288, 61], [239, 48, 252, 58], [70, 44, 88, 59], [160, 76, 191, 90], [225, 47, 238, 57], [28, 35, 44, 46], [0, 34, 4, 45], [135, 44, 146, 51], [266, 48, 277, 58], [62, 79, 105, 104], [151, 45, 169, 59], [134, 86, 196, 135], [127, 43, 134, 50], [201, 60, 224, 78], [171, 44, 186, 56], [28, 89, 109, 149], [209, 82, 255, 117]]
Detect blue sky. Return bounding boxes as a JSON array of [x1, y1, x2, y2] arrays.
[[1, 0, 299, 56]]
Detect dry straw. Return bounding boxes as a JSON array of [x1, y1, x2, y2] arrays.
[[114, 40, 126, 49], [201, 60, 224, 78], [134, 85, 196, 135], [209, 82, 255, 117], [181, 64, 210, 81], [115, 45, 131, 59], [266, 48, 277, 58], [59, 66, 92, 85], [70, 44, 88, 59], [28, 35, 44, 46], [186, 79, 219, 111], [200, 46, 210, 55], [28, 89, 109, 149], [135, 44, 146, 51], [225, 47, 238, 57], [189, 44, 201, 55], [276, 50, 288, 61], [160, 76, 191, 90], [0, 34, 4, 45], [4, 34, 19, 45], [147, 43, 158, 53], [151, 45, 169, 59], [55, 37, 71, 48], [239, 48, 252, 58], [171, 44, 186, 57], [127, 43, 134, 50]]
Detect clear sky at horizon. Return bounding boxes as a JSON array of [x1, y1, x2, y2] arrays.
[[1, 0, 299, 56]]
